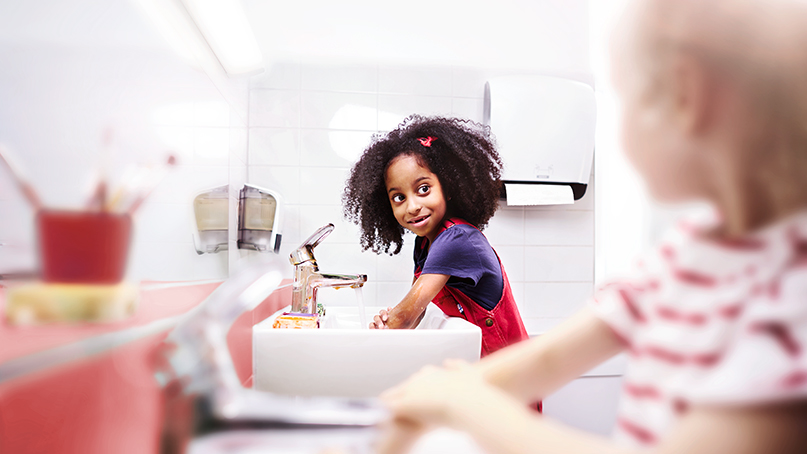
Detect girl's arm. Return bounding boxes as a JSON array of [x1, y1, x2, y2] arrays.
[[475, 306, 625, 403], [372, 273, 450, 329]]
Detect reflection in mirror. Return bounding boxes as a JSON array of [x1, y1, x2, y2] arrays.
[[0, 0, 253, 283]]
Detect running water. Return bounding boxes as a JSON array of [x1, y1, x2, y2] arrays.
[[354, 287, 367, 329]]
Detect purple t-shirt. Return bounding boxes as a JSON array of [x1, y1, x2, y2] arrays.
[[414, 223, 504, 310]]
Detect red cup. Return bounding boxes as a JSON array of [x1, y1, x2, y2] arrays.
[[37, 210, 132, 284]]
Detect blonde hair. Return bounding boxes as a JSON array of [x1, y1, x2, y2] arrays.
[[621, 0, 807, 214]]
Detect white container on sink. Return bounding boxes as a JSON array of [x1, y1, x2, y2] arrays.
[[252, 303, 481, 398]]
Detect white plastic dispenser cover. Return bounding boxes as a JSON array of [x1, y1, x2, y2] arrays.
[[237, 184, 283, 253], [193, 185, 229, 254], [484, 75, 596, 205]]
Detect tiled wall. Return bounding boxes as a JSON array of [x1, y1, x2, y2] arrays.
[[245, 62, 595, 334], [0, 45, 236, 283]]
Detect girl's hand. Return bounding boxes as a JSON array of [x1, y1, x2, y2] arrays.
[[370, 307, 392, 329]]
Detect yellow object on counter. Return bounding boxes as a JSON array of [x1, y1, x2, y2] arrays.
[[5, 282, 139, 325], [272, 312, 319, 329]]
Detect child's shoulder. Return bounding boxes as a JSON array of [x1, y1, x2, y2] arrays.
[[433, 221, 491, 252]]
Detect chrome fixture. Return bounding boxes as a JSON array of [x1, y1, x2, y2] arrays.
[[156, 258, 385, 439], [290, 224, 367, 314]]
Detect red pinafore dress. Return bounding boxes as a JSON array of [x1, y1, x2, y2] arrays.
[[414, 218, 529, 357]]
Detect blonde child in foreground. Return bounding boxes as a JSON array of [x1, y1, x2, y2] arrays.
[[377, 0, 807, 452]]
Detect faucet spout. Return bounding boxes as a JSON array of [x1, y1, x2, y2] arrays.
[[294, 272, 367, 315], [290, 224, 368, 314], [311, 273, 367, 290]]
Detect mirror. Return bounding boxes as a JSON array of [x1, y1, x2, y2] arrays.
[[0, 0, 251, 282]]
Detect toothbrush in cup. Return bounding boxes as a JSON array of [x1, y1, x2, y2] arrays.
[[0, 144, 43, 211]]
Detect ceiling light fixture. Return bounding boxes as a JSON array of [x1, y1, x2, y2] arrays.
[[132, 0, 263, 76]]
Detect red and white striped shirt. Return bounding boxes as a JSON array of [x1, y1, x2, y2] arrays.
[[590, 210, 807, 447]]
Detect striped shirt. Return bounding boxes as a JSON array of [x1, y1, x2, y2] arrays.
[[590, 209, 807, 447]]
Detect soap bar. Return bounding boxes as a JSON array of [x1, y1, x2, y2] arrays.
[[5, 282, 139, 325], [272, 312, 319, 329]]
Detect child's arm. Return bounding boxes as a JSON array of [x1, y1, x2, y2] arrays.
[[383, 364, 807, 454], [474, 306, 625, 403], [380, 308, 807, 453], [370, 273, 449, 329]]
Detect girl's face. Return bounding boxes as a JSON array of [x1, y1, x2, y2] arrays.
[[385, 154, 448, 243]]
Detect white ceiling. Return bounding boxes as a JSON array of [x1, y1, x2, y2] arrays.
[[0, 0, 590, 74], [242, 0, 589, 71]]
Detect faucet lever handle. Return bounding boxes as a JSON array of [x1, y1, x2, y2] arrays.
[[290, 223, 334, 266], [299, 223, 334, 250]]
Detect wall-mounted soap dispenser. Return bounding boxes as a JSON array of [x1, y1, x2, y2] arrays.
[[237, 184, 283, 253], [484, 75, 596, 206], [192, 185, 229, 254]]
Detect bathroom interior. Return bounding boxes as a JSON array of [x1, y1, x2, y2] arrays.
[[0, 0, 681, 452]]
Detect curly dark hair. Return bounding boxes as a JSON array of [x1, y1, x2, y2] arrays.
[[342, 115, 503, 255]]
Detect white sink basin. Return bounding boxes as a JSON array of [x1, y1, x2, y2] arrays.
[[252, 304, 481, 398]]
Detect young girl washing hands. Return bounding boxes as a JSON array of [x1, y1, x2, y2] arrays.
[[376, 0, 807, 453], [342, 115, 529, 356]]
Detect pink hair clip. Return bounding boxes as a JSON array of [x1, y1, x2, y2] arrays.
[[417, 136, 437, 147]]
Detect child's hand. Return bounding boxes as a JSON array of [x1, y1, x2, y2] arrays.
[[380, 359, 497, 429], [370, 307, 393, 329]]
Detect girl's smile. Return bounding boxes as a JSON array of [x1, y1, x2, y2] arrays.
[[385, 154, 447, 243]]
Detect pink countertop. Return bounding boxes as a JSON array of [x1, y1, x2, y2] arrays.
[[0, 281, 221, 365]]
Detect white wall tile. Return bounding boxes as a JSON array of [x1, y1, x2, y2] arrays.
[[375, 236, 416, 281], [301, 64, 378, 93], [249, 89, 300, 128], [274, 204, 301, 261], [485, 206, 525, 246], [299, 129, 376, 167], [378, 66, 453, 96], [315, 281, 378, 309], [147, 165, 195, 205], [452, 67, 504, 98], [493, 245, 525, 283], [377, 95, 453, 131], [451, 97, 485, 123], [229, 162, 247, 198], [134, 202, 193, 244], [524, 246, 594, 282], [375, 281, 414, 307], [300, 92, 377, 130], [154, 125, 194, 165], [523, 317, 567, 336], [510, 281, 526, 315], [522, 282, 593, 318], [543, 376, 623, 436], [298, 167, 350, 206], [298, 204, 361, 245], [251, 62, 302, 90], [229, 125, 249, 165], [192, 166, 230, 195], [192, 249, 229, 280], [130, 241, 196, 282], [524, 210, 594, 246], [249, 128, 300, 166], [313, 242, 377, 281], [35, 162, 97, 209], [194, 101, 231, 127], [194, 127, 230, 166], [249, 166, 301, 204]]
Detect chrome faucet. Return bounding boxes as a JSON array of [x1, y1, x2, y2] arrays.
[[290, 223, 367, 314]]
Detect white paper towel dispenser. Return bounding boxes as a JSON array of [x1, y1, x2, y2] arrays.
[[484, 75, 596, 205]]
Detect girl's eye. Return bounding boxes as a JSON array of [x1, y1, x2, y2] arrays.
[[391, 194, 405, 203], [417, 185, 430, 195]]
